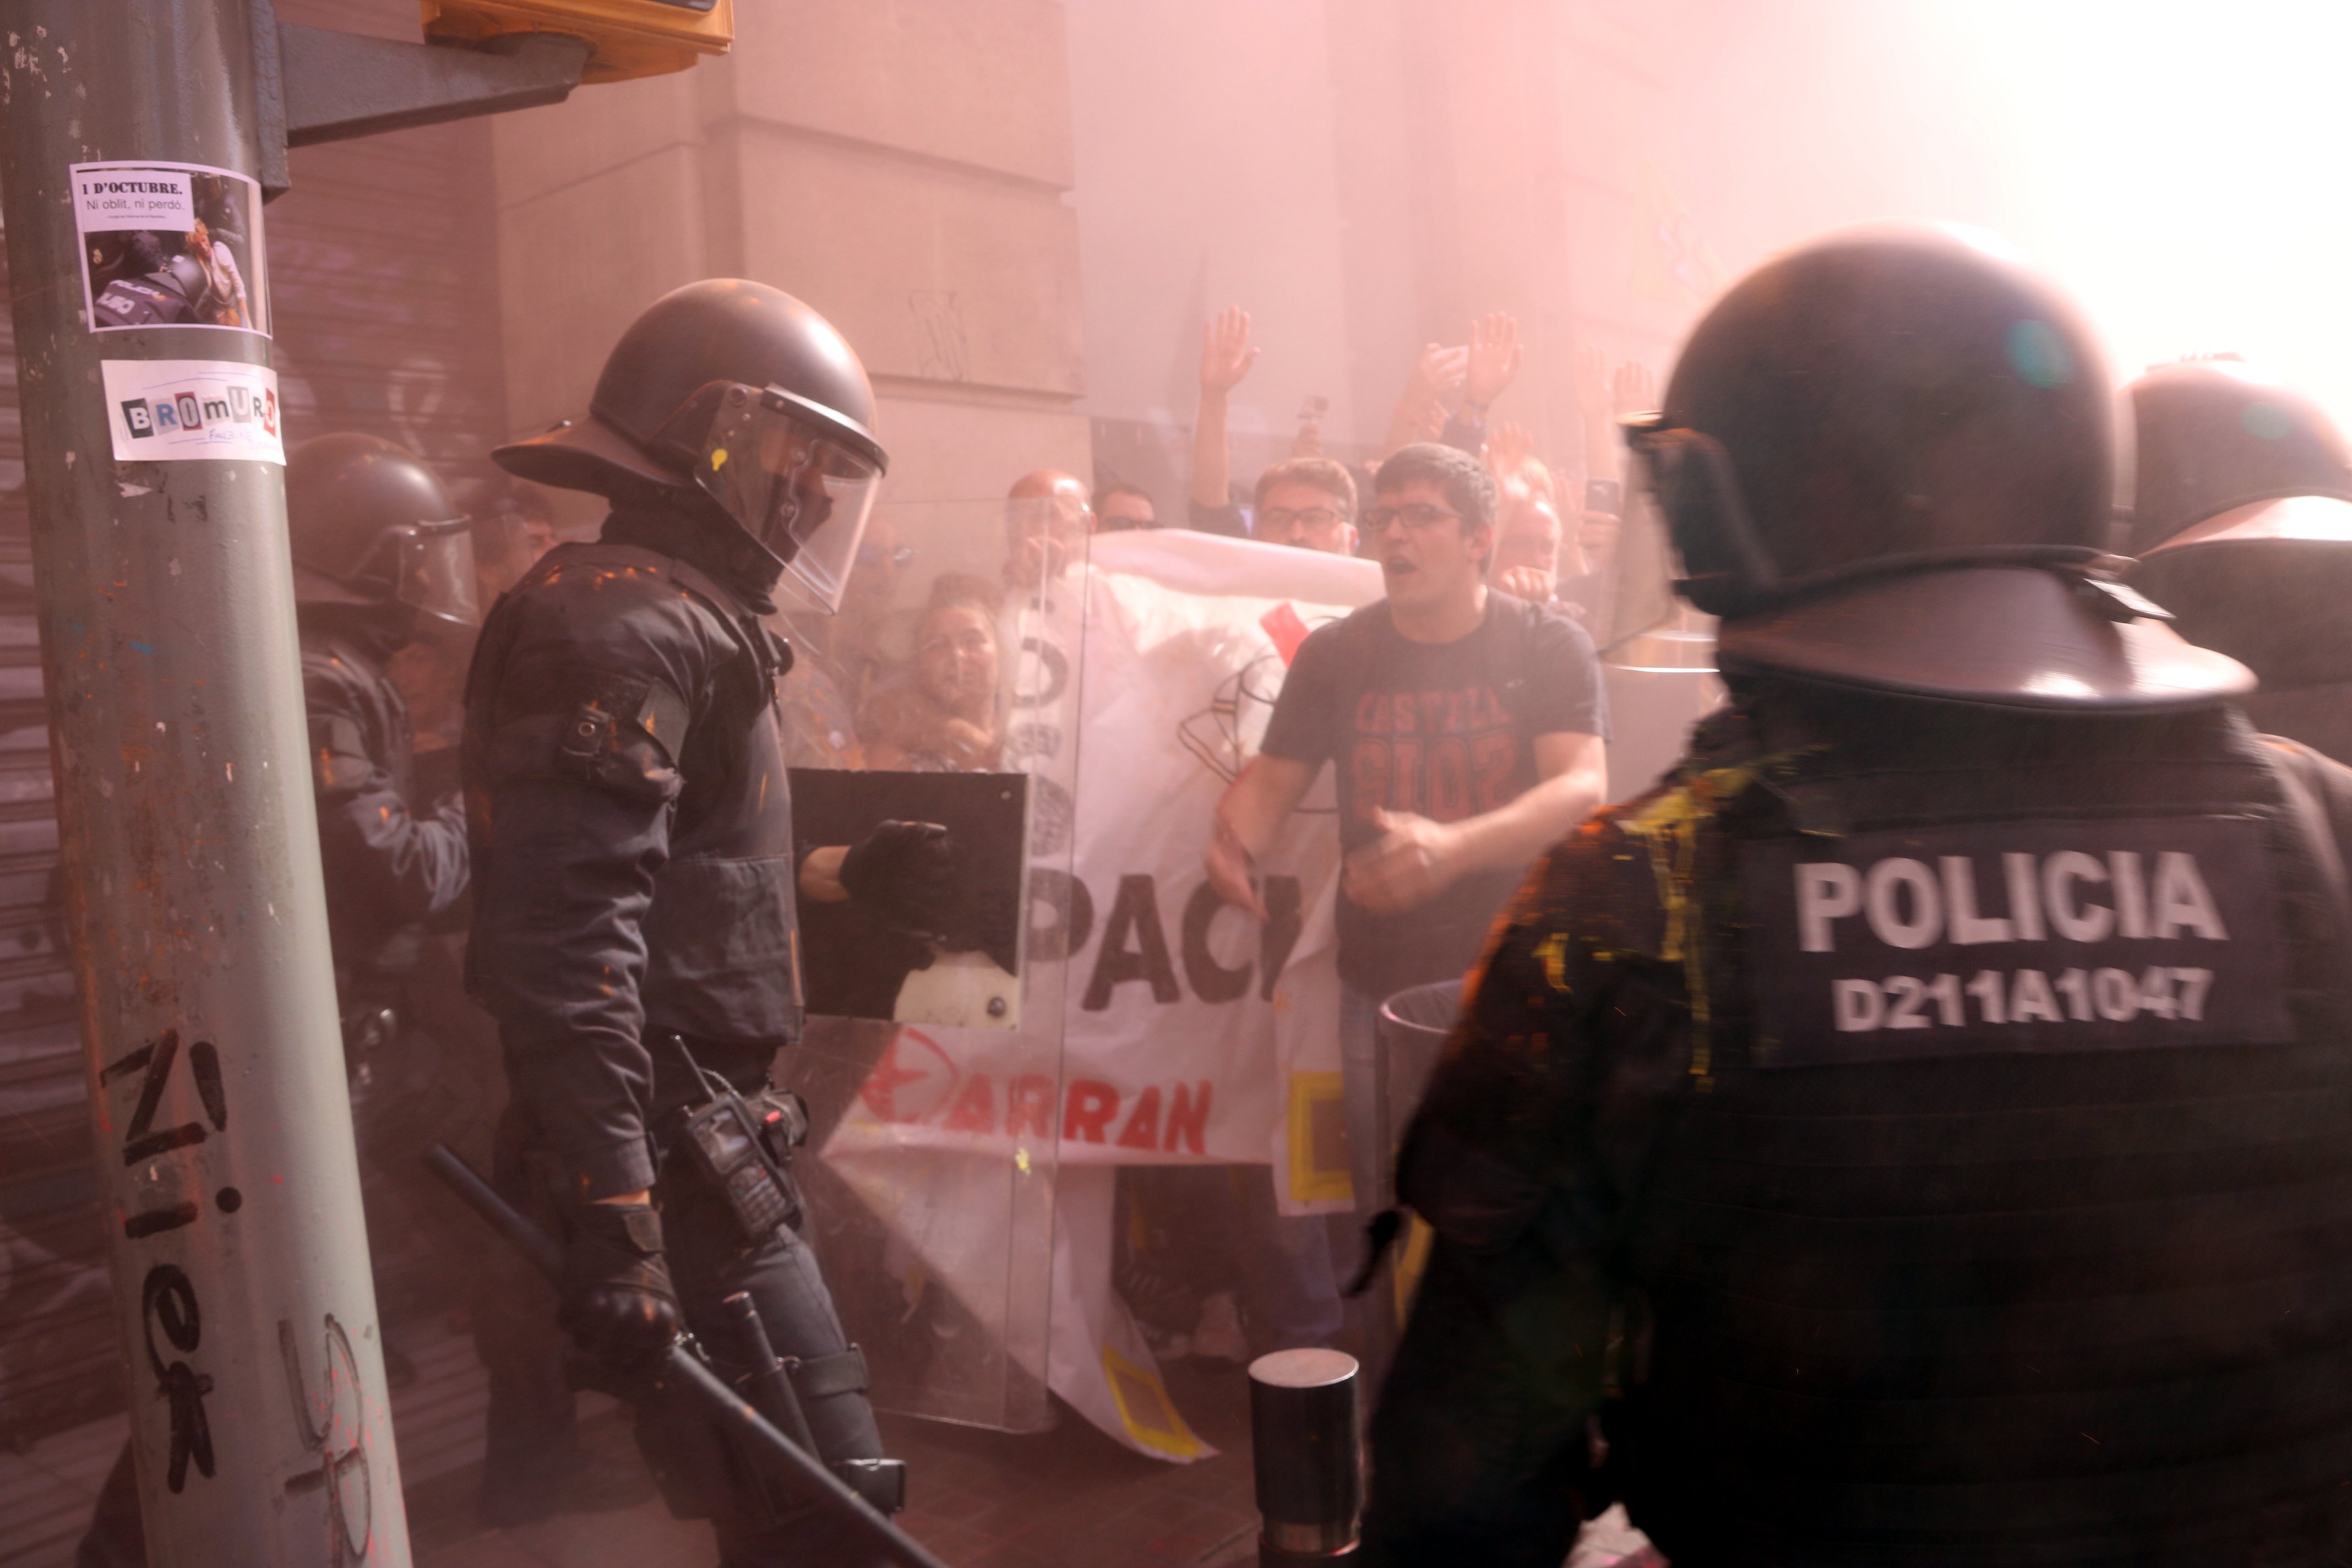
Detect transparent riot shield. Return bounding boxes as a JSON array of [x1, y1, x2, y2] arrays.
[[777, 494, 1081, 1432]]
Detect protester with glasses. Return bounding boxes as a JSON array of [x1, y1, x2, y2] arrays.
[[1095, 481, 1159, 532], [1187, 306, 1361, 553], [1205, 442, 1610, 1293]]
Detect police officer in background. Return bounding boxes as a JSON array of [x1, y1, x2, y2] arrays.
[[284, 433, 475, 1067], [1363, 226, 2352, 1565], [467, 279, 946, 1563], [2127, 358, 2352, 762]]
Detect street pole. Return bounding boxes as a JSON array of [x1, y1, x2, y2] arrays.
[[0, 2, 409, 1563]]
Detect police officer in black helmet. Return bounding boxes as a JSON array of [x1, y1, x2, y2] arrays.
[[465, 279, 941, 1563], [2126, 358, 2352, 763], [1362, 225, 2352, 1565], [284, 433, 476, 1033]]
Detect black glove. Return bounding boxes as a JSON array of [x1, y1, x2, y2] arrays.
[[839, 820, 956, 940], [558, 1198, 682, 1363]]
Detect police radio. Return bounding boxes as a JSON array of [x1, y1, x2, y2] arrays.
[[668, 1038, 807, 1244]]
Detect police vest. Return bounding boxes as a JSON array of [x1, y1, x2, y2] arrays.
[[1613, 702, 2352, 1564], [464, 539, 803, 1056]]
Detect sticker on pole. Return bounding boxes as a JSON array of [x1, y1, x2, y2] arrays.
[[70, 161, 270, 337], [102, 361, 285, 465]]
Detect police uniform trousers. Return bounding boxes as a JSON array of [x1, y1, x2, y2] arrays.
[[500, 1095, 886, 1568]]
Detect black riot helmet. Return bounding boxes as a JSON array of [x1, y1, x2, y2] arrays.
[[2124, 357, 2352, 556], [2125, 361, 2352, 692], [493, 279, 889, 614], [1620, 222, 2247, 710], [285, 433, 477, 628]]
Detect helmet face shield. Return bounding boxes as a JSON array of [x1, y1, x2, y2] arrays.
[[333, 515, 477, 627], [390, 521, 477, 630], [698, 385, 883, 614], [1602, 448, 1717, 672], [393, 518, 480, 628]]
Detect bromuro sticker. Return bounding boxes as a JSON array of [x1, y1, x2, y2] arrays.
[[101, 359, 284, 465]]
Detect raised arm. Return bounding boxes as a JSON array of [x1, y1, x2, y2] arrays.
[[1192, 306, 1260, 509]]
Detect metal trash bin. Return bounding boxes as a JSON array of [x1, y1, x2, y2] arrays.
[[1354, 979, 1463, 1395], [1373, 980, 1462, 1212]]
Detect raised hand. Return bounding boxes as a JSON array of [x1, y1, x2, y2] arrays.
[[1611, 358, 1658, 418], [1462, 312, 1523, 410], [1404, 342, 1468, 410], [1486, 418, 1536, 483], [1386, 344, 1468, 455], [1200, 306, 1260, 396]]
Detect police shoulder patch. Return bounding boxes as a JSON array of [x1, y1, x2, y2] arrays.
[[1741, 814, 2292, 1066]]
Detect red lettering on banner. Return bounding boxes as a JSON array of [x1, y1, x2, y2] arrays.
[[1115, 1087, 1162, 1150], [1008, 1075, 1057, 1138], [941, 1075, 997, 1134], [1165, 1081, 1211, 1155], [1064, 1080, 1118, 1143], [859, 1030, 956, 1123]]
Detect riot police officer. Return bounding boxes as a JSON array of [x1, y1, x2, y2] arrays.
[[284, 432, 475, 1050], [1363, 226, 2352, 1565], [466, 279, 944, 1564], [2127, 358, 2352, 761]]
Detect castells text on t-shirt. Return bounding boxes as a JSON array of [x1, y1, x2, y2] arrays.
[[1261, 593, 1607, 993]]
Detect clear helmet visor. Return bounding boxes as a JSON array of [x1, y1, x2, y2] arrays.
[[383, 518, 478, 628], [698, 388, 884, 614], [1602, 451, 1717, 673]]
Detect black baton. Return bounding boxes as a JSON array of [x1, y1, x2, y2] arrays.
[[424, 1144, 950, 1568]]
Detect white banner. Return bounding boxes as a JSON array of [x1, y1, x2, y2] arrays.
[[820, 530, 1385, 1457], [101, 359, 284, 464]]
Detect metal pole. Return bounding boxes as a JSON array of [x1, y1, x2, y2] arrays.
[[0, 2, 409, 1564]]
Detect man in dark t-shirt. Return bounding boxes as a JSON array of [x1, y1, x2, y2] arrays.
[[1207, 443, 1610, 1264]]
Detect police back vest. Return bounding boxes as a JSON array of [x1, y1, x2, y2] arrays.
[[463, 538, 803, 1053], [1612, 695, 2352, 1565], [91, 254, 206, 328]]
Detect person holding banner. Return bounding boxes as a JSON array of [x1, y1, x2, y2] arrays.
[[1206, 441, 1610, 1261]]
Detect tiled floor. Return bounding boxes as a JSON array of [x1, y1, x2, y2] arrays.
[[2, 1338, 1264, 1568], [401, 1358, 1262, 1568]]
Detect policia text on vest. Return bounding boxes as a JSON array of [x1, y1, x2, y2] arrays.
[[1744, 816, 2290, 1065]]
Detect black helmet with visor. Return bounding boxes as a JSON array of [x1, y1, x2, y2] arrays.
[[1615, 223, 2248, 711], [284, 432, 477, 629], [493, 279, 889, 614]]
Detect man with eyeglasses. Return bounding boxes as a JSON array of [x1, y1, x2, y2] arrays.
[[1187, 306, 1365, 554], [1206, 440, 1610, 1284]]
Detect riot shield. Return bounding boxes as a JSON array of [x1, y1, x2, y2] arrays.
[[781, 495, 1078, 1433]]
